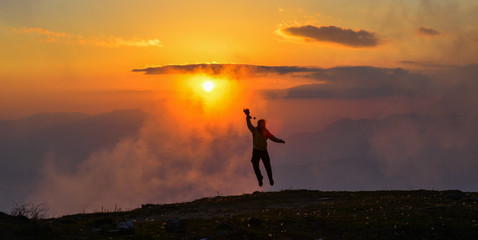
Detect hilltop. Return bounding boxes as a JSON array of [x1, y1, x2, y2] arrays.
[[1, 190, 478, 239]]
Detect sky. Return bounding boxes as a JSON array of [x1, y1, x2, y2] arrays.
[[1, 0, 478, 216]]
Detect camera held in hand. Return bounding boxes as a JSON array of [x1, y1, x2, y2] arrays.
[[243, 108, 256, 119]]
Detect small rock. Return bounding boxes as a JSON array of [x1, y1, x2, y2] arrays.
[[116, 220, 134, 234], [117, 220, 134, 230]]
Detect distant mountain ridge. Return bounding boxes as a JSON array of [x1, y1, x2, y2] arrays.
[[0, 109, 148, 168], [274, 113, 478, 190]]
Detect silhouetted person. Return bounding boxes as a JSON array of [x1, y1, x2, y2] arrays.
[[244, 109, 285, 187]]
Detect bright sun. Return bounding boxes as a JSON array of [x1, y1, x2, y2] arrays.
[[203, 81, 214, 92]]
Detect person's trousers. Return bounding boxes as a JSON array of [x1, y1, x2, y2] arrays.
[[251, 149, 273, 182]]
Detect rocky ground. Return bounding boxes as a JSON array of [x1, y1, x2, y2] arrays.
[[2, 190, 478, 239]]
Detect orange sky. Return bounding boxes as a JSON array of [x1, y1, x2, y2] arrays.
[[2, 0, 478, 216], [1, 0, 478, 119]]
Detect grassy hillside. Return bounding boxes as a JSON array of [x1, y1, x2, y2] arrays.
[[2, 190, 478, 239]]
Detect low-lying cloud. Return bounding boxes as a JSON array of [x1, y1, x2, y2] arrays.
[[0, 109, 254, 216], [0, 110, 147, 214], [278, 25, 383, 47], [29, 115, 253, 216], [4, 107, 478, 216], [274, 113, 478, 191], [132, 63, 315, 78]]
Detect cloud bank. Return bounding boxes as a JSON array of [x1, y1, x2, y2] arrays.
[[134, 63, 478, 101], [274, 66, 430, 99], [278, 25, 383, 47]]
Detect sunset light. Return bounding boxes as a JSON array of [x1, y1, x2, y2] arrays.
[[203, 80, 214, 92], [2, 0, 478, 229]]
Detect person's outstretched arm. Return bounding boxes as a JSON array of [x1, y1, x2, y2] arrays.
[[264, 130, 285, 143]]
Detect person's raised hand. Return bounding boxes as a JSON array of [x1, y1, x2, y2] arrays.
[[243, 108, 251, 118]]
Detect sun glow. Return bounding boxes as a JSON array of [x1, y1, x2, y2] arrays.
[[169, 73, 254, 129], [203, 81, 214, 92]]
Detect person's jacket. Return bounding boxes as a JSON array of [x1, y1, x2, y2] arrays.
[[246, 117, 283, 151]]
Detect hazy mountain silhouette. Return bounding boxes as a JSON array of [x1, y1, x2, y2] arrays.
[[274, 113, 478, 190], [0, 109, 148, 211]]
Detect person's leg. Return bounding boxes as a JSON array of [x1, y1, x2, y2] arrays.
[[250, 150, 263, 186], [261, 151, 274, 186]]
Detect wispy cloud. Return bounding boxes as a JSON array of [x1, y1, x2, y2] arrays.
[[86, 36, 162, 48], [12, 27, 68, 41], [417, 27, 440, 37], [12, 27, 162, 47], [277, 25, 383, 48]]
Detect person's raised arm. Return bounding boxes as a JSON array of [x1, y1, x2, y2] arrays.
[[244, 109, 254, 132]]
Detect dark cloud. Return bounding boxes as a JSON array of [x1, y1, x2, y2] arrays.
[[264, 66, 431, 99], [400, 60, 456, 69], [280, 25, 382, 47], [417, 27, 440, 36], [291, 64, 478, 101], [132, 63, 315, 77]]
